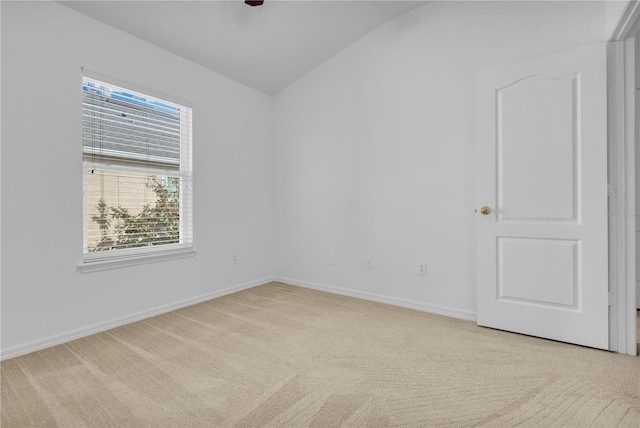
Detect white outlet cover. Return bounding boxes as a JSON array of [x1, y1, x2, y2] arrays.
[[418, 261, 427, 276]]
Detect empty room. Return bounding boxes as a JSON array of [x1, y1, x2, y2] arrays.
[[1, 0, 639, 427]]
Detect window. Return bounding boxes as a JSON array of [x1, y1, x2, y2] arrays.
[[81, 76, 193, 271]]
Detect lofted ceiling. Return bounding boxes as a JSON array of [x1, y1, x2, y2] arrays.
[[60, 0, 428, 94]]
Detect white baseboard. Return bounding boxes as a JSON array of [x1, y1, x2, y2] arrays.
[[0, 277, 275, 361], [2, 277, 476, 361], [274, 277, 478, 322]]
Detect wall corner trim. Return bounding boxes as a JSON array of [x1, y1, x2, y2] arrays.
[[0, 277, 276, 361], [275, 277, 478, 323]]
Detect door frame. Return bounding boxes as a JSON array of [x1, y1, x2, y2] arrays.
[[608, 0, 639, 355]]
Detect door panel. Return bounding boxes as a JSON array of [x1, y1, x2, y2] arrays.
[[498, 75, 578, 221], [498, 237, 578, 307], [476, 44, 608, 349]]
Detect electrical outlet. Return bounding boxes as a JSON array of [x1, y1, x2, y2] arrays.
[[417, 261, 427, 276], [365, 257, 374, 269], [232, 253, 239, 265], [328, 254, 334, 266]]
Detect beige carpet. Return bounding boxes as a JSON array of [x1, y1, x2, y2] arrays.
[[1, 282, 639, 427]]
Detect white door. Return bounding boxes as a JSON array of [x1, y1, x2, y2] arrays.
[[476, 44, 609, 350]]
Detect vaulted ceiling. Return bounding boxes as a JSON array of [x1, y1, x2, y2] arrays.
[[61, 0, 428, 94]]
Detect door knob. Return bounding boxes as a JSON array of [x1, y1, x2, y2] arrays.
[[480, 206, 491, 215]]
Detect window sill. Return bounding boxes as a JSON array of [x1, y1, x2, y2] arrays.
[[78, 248, 196, 273]]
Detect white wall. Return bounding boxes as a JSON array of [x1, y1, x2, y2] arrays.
[[273, 1, 609, 318], [1, 1, 275, 357]]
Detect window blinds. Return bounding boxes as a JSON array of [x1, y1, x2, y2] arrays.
[[82, 77, 193, 260]]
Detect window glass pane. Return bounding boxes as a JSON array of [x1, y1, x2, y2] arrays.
[[82, 79, 181, 170], [86, 170, 181, 252]]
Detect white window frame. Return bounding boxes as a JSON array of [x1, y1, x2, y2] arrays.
[[78, 72, 194, 273]]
